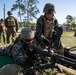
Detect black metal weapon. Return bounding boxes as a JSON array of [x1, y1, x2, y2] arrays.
[[31, 45, 76, 70], [20, 45, 76, 74]]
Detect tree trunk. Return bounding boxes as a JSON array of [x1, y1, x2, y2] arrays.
[[74, 30, 76, 37]]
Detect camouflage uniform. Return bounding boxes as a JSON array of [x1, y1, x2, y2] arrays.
[[0, 27, 35, 75], [35, 3, 64, 55], [0, 44, 13, 55], [11, 27, 36, 67], [0, 27, 76, 75], [0, 19, 6, 44], [5, 11, 19, 44], [12, 40, 37, 67]]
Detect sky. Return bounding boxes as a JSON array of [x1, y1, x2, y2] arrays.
[[0, 0, 76, 24]]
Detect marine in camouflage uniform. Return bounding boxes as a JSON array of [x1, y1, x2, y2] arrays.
[[5, 11, 19, 44], [11, 27, 37, 67], [35, 3, 64, 55], [0, 27, 76, 75], [0, 27, 35, 75], [0, 19, 6, 44]]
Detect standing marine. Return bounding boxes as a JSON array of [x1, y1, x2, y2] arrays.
[[0, 19, 6, 44], [5, 11, 19, 44]]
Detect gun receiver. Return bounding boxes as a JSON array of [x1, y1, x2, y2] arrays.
[[31, 44, 76, 70]]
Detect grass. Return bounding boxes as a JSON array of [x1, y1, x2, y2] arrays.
[[61, 31, 76, 47], [0, 38, 12, 46], [0, 31, 76, 48]]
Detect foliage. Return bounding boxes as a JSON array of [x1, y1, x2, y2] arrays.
[[66, 15, 76, 30], [11, 0, 39, 23], [66, 15, 73, 22], [23, 0, 39, 22], [66, 15, 76, 36], [0, 31, 76, 48], [11, 0, 25, 22], [23, 22, 36, 28]]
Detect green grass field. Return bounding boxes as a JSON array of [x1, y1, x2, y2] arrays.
[[0, 37, 12, 46], [61, 31, 76, 47], [0, 31, 76, 47]]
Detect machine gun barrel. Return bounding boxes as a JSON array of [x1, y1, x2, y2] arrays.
[[31, 44, 76, 69], [20, 63, 55, 73]]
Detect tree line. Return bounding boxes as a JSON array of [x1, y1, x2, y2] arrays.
[[65, 15, 76, 36], [10, 0, 76, 36], [10, 0, 39, 28]]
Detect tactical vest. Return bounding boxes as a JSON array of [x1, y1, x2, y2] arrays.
[[43, 19, 55, 38], [7, 17, 15, 26]]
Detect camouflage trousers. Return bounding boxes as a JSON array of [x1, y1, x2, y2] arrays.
[[34, 39, 64, 56], [6, 27, 16, 44], [0, 30, 6, 44]]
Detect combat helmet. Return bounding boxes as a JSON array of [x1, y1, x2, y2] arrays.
[[0, 18, 4, 21], [7, 11, 12, 15], [20, 27, 35, 40], [43, 3, 56, 14]]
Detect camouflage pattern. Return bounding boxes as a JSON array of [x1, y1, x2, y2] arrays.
[[0, 64, 76, 75], [11, 40, 38, 67], [0, 42, 76, 75], [35, 15, 58, 40], [20, 27, 35, 40], [5, 14, 19, 43], [11, 41, 28, 66], [14, 34, 21, 44], [7, 17, 16, 26], [35, 15, 64, 54], [0, 64, 23, 75], [43, 3, 56, 14], [0, 19, 6, 44], [0, 44, 13, 55], [43, 19, 55, 38]]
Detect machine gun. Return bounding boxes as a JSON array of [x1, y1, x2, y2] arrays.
[[40, 37, 76, 60], [20, 44, 76, 74], [32, 45, 76, 68]]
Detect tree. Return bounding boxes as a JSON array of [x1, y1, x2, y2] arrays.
[[11, 0, 25, 23], [66, 15, 73, 21], [23, 0, 39, 24], [66, 15, 76, 36], [11, 0, 39, 27]]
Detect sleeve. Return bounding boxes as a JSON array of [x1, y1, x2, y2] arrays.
[[5, 18, 8, 27], [12, 43, 28, 66], [0, 46, 6, 55], [35, 16, 44, 41], [54, 19, 58, 29], [14, 17, 19, 32], [54, 19, 63, 37]]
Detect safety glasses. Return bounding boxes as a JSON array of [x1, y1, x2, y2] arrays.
[[24, 39, 33, 42]]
